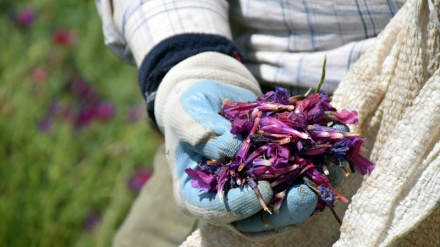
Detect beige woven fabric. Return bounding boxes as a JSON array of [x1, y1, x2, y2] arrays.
[[181, 0, 440, 246]]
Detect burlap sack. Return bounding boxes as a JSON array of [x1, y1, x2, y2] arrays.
[[181, 0, 440, 246]]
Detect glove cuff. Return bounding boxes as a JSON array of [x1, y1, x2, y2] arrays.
[[138, 34, 245, 126], [155, 51, 262, 134]]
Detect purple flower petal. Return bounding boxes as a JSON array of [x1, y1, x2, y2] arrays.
[[252, 157, 273, 167], [256, 91, 275, 103], [326, 109, 359, 125], [346, 139, 375, 175], [223, 102, 259, 119], [242, 145, 269, 165], [260, 116, 310, 139], [256, 87, 291, 105], [295, 92, 334, 112], [308, 102, 326, 123], [251, 163, 299, 180], [277, 112, 308, 128], [329, 138, 355, 155], [185, 168, 218, 193], [306, 167, 330, 186], [274, 87, 291, 105], [230, 118, 253, 135], [185, 88, 373, 215], [216, 166, 230, 200], [266, 143, 289, 167], [271, 190, 287, 214], [318, 185, 335, 206], [306, 167, 348, 203]]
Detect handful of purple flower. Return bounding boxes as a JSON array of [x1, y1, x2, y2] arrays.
[[185, 87, 375, 225]]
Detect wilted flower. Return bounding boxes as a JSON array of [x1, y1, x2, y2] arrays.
[[346, 138, 375, 175], [259, 116, 310, 140], [319, 185, 335, 206], [186, 87, 375, 224], [325, 109, 359, 125], [185, 160, 221, 193], [230, 118, 253, 135], [256, 87, 290, 105]]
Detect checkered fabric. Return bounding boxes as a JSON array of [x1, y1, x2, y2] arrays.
[[96, 0, 404, 91]]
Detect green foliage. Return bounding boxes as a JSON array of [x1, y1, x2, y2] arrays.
[[0, 1, 162, 246]]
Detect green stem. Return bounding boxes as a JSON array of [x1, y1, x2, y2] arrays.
[[315, 54, 327, 94]]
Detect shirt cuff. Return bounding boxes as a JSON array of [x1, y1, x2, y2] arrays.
[[138, 33, 244, 125]]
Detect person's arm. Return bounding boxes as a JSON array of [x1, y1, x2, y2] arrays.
[[95, 0, 342, 235], [96, 0, 236, 124]]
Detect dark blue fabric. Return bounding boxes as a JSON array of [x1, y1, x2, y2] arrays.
[[138, 33, 244, 125]]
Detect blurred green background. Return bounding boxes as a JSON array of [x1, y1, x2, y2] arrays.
[[0, 1, 162, 246]]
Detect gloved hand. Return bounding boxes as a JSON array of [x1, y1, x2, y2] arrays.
[[155, 52, 273, 226], [154, 52, 342, 232], [234, 162, 344, 232]]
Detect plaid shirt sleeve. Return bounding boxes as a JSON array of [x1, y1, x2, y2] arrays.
[[95, 0, 405, 123], [229, 0, 406, 93], [95, 0, 233, 66]]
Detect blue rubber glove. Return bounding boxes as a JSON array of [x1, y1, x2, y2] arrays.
[[234, 157, 344, 232], [176, 81, 274, 225], [233, 184, 317, 232]]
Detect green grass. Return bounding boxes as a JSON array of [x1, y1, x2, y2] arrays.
[[0, 1, 162, 246]]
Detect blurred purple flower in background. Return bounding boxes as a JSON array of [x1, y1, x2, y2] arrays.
[[66, 78, 116, 128], [35, 68, 120, 131], [31, 67, 48, 84], [128, 168, 152, 193], [48, 101, 64, 116], [75, 105, 98, 127], [74, 102, 115, 127], [9, 7, 36, 28], [126, 104, 143, 123], [96, 102, 115, 121], [52, 29, 76, 47], [38, 117, 53, 133], [84, 212, 100, 233], [70, 78, 98, 102]]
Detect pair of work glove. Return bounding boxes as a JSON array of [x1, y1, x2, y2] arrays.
[[154, 51, 344, 235]]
